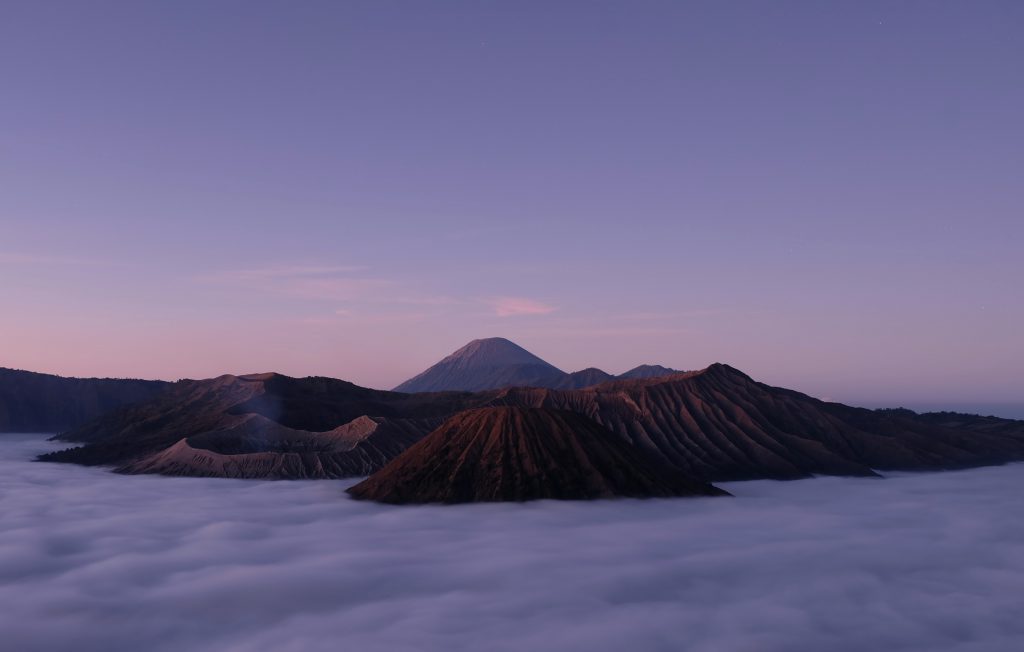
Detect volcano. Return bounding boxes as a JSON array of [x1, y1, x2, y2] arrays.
[[347, 406, 728, 503], [39, 373, 482, 479], [393, 338, 568, 392], [393, 337, 681, 392], [41, 359, 1024, 484]]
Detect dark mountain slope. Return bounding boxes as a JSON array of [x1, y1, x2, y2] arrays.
[[488, 365, 1024, 480], [0, 367, 168, 433], [554, 367, 616, 389], [348, 407, 728, 503], [119, 413, 439, 479], [910, 410, 1024, 436], [618, 364, 680, 380], [40, 364, 1024, 483], [40, 373, 485, 478]]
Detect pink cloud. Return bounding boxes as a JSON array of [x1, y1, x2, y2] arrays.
[[489, 297, 557, 317]]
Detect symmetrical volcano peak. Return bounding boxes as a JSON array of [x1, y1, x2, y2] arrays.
[[445, 337, 554, 366], [393, 338, 567, 393], [393, 337, 682, 392]]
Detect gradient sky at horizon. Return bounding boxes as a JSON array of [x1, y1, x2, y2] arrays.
[[1, 1, 1022, 412]]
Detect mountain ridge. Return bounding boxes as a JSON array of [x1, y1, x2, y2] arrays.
[[393, 337, 682, 392], [40, 360, 1024, 485], [0, 367, 169, 433]]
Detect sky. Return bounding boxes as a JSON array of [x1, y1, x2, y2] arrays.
[[1, 1, 1022, 411], [3, 433, 1024, 651]]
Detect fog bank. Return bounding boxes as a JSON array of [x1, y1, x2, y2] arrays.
[[2, 434, 1023, 652]]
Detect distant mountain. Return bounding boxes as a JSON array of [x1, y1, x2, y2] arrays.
[[393, 338, 567, 392], [554, 367, 616, 389], [348, 407, 728, 503], [0, 367, 168, 433], [43, 363, 1024, 487], [619, 364, 680, 380], [393, 337, 679, 392]]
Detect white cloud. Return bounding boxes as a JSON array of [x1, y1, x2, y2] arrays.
[[2, 434, 1024, 652], [489, 297, 557, 317]]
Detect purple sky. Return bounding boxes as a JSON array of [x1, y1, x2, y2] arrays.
[[1, 2, 1022, 413]]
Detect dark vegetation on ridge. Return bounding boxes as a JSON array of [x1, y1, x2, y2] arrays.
[[0, 367, 168, 433]]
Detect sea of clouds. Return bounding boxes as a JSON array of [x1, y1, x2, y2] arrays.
[[1, 433, 1023, 652]]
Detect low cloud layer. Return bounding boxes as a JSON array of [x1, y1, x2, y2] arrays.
[[2, 434, 1023, 652]]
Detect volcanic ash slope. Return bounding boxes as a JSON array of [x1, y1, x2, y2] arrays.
[[348, 406, 729, 503]]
